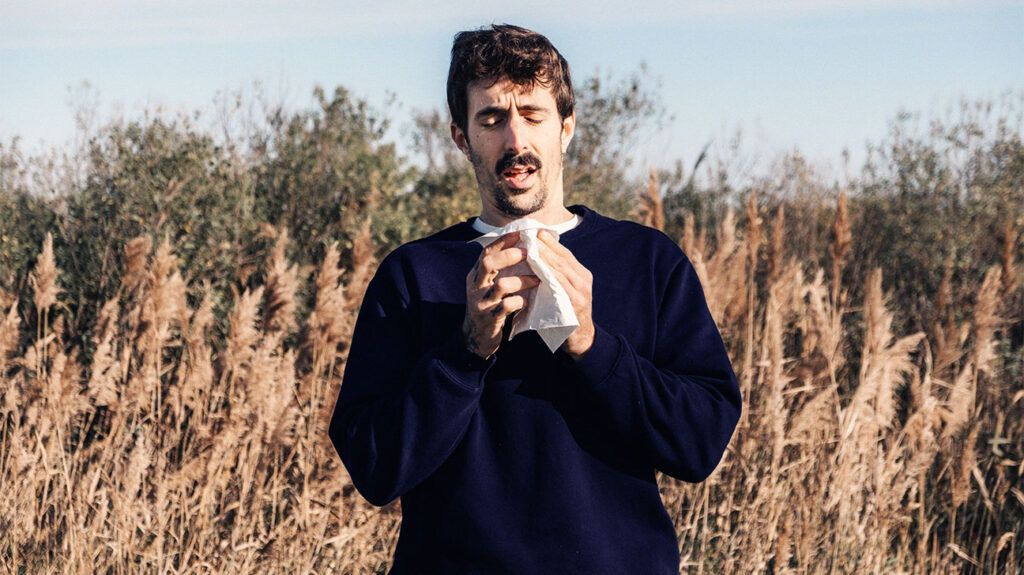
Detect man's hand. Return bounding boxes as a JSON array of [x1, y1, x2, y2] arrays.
[[536, 229, 595, 360], [463, 230, 541, 359]]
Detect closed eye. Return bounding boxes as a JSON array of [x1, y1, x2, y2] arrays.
[[479, 115, 544, 128]]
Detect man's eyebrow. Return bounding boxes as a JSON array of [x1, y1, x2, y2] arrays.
[[474, 104, 551, 120], [516, 104, 550, 114]]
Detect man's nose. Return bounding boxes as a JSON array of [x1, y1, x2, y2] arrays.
[[503, 114, 529, 153]]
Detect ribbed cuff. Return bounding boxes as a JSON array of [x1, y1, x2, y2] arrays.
[[432, 329, 497, 390], [563, 324, 622, 389]]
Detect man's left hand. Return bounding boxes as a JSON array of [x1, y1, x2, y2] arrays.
[[537, 229, 595, 360]]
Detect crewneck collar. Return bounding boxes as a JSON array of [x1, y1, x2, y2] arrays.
[[443, 204, 601, 244], [472, 212, 580, 235]]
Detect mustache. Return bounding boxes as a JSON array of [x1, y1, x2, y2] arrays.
[[495, 151, 542, 176]]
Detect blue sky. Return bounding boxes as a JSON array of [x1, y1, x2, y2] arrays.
[[2, 1, 1022, 175]]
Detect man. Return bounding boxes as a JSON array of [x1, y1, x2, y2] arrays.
[[329, 24, 741, 574]]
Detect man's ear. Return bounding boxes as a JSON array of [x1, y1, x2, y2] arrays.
[[560, 111, 576, 153], [450, 123, 471, 157]]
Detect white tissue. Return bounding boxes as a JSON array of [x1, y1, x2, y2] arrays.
[[470, 218, 578, 353]]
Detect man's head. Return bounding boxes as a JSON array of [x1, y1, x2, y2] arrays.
[[447, 24, 577, 222]]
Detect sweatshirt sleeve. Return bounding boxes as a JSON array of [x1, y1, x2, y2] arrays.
[[562, 255, 741, 483], [328, 251, 495, 507]]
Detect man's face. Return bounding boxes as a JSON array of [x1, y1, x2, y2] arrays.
[[452, 77, 575, 219]]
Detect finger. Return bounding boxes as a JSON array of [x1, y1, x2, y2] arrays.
[[537, 230, 575, 267], [537, 240, 587, 291], [548, 264, 589, 313], [538, 229, 568, 252], [539, 230, 583, 269], [471, 231, 521, 286], [543, 259, 575, 299], [484, 230, 521, 255], [489, 294, 526, 318], [482, 274, 541, 303], [478, 247, 528, 288]]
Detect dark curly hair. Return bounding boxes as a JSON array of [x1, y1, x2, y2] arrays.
[[447, 24, 575, 138]]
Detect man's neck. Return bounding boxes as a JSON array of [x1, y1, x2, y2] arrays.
[[478, 205, 575, 227]]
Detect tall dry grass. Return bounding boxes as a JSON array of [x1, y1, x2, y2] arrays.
[[1, 194, 1021, 573]]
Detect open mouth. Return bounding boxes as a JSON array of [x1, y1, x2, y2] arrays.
[[501, 165, 538, 189]]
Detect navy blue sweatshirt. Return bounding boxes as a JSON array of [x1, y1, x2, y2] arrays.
[[329, 204, 741, 574]]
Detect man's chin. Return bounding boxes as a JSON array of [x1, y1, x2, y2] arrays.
[[494, 191, 544, 218]]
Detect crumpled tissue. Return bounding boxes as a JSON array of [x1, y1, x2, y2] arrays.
[[470, 218, 578, 353]]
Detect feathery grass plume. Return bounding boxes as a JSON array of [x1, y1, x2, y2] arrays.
[[875, 390, 943, 570], [679, 210, 706, 259], [680, 210, 695, 256], [941, 359, 975, 442], [87, 297, 121, 408], [762, 283, 794, 476], [788, 377, 838, 447], [302, 240, 351, 435], [198, 417, 246, 516], [144, 236, 189, 347], [29, 231, 60, 314], [243, 329, 285, 440], [804, 268, 846, 380], [951, 422, 980, 511], [637, 168, 664, 231], [261, 346, 298, 448], [856, 268, 927, 431], [904, 369, 944, 562], [0, 297, 20, 376], [828, 190, 851, 308], [719, 206, 736, 256], [306, 241, 349, 364], [741, 192, 762, 407], [752, 261, 807, 569], [120, 430, 154, 535], [180, 286, 215, 412], [918, 342, 936, 409], [932, 320, 969, 384], [971, 265, 1003, 378], [225, 285, 266, 384], [688, 250, 711, 308], [272, 351, 301, 450], [700, 207, 748, 329], [830, 267, 925, 553], [134, 236, 188, 415], [344, 216, 378, 314], [999, 215, 1018, 295], [744, 190, 762, 274], [263, 226, 301, 335], [767, 205, 785, 286], [28, 233, 61, 383], [931, 255, 967, 379], [42, 346, 88, 433], [901, 382, 943, 490]]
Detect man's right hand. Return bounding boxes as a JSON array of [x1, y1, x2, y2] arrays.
[[463, 230, 541, 360]]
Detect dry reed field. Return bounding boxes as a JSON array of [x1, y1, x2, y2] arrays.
[[0, 188, 1021, 573]]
